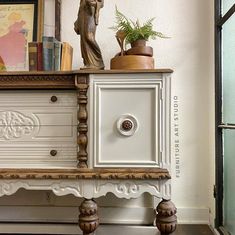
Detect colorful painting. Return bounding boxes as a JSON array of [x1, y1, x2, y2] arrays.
[[0, 1, 42, 71]]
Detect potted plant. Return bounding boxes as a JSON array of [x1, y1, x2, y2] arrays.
[[110, 7, 168, 48]]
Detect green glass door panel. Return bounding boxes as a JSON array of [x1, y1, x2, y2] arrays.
[[222, 7, 235, 233], [223, 130, 235, 233], [222, 14, 235, 123], [222, 0, 235, 15]]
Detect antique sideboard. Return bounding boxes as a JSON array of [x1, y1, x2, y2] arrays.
[[0, 70, 177, 235]]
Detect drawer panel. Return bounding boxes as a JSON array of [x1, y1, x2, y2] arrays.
[[0, 90, 78, 169], [0, 110, 77, 144], [90, 75, 164, 168], [0, 90, 77, 107], [0, 147, 77, 169]]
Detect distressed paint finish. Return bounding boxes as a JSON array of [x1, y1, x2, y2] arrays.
[[0, 70, 175, 235]]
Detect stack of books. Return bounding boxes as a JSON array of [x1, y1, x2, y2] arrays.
[[28, 36, 73, 71]]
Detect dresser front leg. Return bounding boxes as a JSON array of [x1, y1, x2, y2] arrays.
[[155, 199, 177, 235], [79, 199, 99, 235]]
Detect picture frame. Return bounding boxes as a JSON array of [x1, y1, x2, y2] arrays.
[[0, 0, 44, 71]]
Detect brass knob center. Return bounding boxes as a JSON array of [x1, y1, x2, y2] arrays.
[[121, 120, 133, 131]]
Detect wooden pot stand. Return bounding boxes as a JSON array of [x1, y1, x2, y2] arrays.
[[111, 39, 155, 69], [111, 55, 154, 70]]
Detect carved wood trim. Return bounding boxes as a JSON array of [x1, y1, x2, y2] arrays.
[[0, 74, 75, 89], [73, 69, 173, 74], [76, 75, 89, 168], [0, 168, 171, 180]]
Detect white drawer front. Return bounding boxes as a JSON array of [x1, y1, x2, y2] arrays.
[[0, 90, 78, 168], [0, 147, 77, 168], [0, 109, 77, 144], [0, 90, 77, 107], [90, 74, 165, 168]]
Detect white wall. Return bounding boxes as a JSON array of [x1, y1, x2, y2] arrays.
[[60, 0, 215, 224], [0, 0, 215, 229]]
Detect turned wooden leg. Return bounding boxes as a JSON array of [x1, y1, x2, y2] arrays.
[[155, 199, 177, 235], [78, 199, 99, 235]]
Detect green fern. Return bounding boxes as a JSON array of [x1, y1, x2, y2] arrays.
[[110, 7, 168, 45]]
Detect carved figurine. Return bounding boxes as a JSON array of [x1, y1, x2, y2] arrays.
[[74, 0, 105, 70]]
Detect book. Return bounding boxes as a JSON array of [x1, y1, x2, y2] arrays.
[[42, 36, 55, 71], [29, 38, 72, 71], [28, 42, 43, 71], [54, 40, 62, 71], [61, 42, 73, 71], [37, 42, 43, 71], [28, 42, 38, 71]]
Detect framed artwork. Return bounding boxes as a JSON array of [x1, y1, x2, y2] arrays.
[[0, 0, 44, 71]]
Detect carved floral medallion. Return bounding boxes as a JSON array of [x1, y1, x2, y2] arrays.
[[0, 111, 37, 140]]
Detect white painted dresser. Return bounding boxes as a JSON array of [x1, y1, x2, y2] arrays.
[[0, 70, 177, 235]]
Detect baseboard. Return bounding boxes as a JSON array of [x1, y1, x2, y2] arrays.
[[177, 207, 210, 224], [0, 206, 210, 225], [0, 223, 81, 234], [0, 206, 155, 225], [216, 227, 231, 235]]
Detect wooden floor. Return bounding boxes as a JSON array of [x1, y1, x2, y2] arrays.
[[4, 225, 215, 235], [96, 225, 215, 235], [173, 225, 215, 235]]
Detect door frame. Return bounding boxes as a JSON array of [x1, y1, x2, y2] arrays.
[[215, 0, 235, 233]]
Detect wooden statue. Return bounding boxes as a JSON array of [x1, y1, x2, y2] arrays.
[[74, 0, 105, 70]]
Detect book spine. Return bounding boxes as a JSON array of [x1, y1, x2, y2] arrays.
[[61, 42, 73, 71], [28, 42, 38, 71], [54, 41, 62, 71], [37, 42, 43, 71], [42, 37, 55, 71]]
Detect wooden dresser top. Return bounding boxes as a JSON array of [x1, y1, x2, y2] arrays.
[[0, 69, 173, 89]]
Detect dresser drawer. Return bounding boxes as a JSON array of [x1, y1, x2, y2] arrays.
[[0, 147, 77, 168], [0, 90, 77, 107], [0, 90, 77, 142], [0, 109, 77, 143], [0, 90, 78, 168]]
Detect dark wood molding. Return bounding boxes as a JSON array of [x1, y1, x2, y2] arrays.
[[0, 69, 173, 76], [74, 69, 174, 74], [0, 168, 171, 180], [0, 73, 75, 89], [75, 75, 89, 168]]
